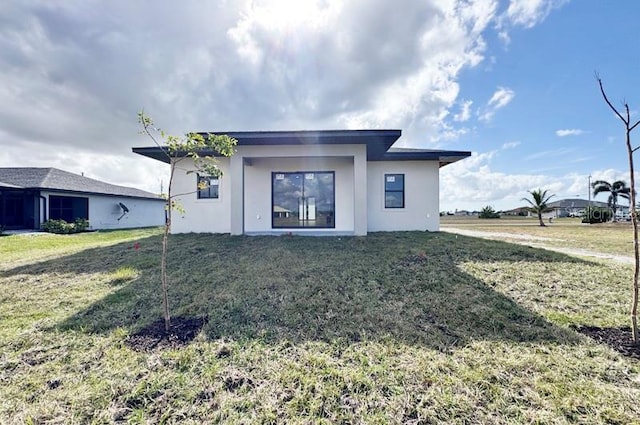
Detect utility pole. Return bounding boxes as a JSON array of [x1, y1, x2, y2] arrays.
[[587, 174, 592, 217]]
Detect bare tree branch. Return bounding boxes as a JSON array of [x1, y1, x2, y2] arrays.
[[597, 76, 628, 124]]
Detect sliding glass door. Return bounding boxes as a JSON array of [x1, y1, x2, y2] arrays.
[[272, 171, 335, 228]]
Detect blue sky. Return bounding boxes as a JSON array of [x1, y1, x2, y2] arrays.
[[440, 0, 640, 211], [0, 0, 638, 212]]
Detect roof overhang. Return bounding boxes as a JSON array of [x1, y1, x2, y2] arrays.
[[372, 148, 472, 167], [133, 130, 402, 163], [133, 130, 471, 166]]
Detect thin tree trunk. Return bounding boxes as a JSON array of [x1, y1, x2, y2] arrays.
[[538, 212, 545, 227], [627, 129, 639, 343], [161, 220, 171, 332], [161, 163, 175, 333]]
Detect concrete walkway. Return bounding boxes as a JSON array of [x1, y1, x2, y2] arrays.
[[441, 227, 634, 265]]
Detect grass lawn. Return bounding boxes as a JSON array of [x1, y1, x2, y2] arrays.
[[442, 215, 635, 257], [1, 228, 639, 423]]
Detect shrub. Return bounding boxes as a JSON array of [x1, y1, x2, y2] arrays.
[[479, 205, 500, 219], [582, 207, 611, 224], [41, 218, 90, 234]]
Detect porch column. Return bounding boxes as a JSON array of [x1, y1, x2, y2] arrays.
[[229, 153, 244, 235], [353, 146, 367, 236]]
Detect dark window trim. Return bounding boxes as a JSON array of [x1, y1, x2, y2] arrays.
[[271, 171, 336, 229], [196, 174, 220, 199], [384, 173, 405, 209]]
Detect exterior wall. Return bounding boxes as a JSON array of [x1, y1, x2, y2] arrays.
[[40, 191, 165, 230], [366, 161, 440, 232], [164, 147, 443, 235], [169, 157, 232, 234]]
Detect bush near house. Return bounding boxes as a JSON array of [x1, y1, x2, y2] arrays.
[[582, 206, 612, 224], [478, 205, 500, 219], [41, 218, 90, 234]]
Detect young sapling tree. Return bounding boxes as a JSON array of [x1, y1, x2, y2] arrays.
[[597, 75, 640, 343], [138, 111, 237, 332]]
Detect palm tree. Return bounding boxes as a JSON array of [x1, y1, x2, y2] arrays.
[[522, 189, 554, 227], [592, 180, 631, 222]]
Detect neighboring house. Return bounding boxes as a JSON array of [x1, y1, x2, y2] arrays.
[[503, 207, 531, 217], [0, 168, 166, 230], [133, 130, 470, 236], [546, 198, 609, 218]]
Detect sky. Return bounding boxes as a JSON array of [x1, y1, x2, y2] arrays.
[[0, 0, 638, 212]]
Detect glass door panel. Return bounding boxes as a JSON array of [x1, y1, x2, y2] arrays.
[[272, 171, 334, 228]]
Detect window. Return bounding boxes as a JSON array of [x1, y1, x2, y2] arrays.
[[197, 175, 219, 199], [272, 171, 335, 228], [49, 196, 89, 222], [384, 174, 404, 208]]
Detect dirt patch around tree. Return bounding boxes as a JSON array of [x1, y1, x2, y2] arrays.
[[125, 316, 207, 351], [573, 325, 640, 360]]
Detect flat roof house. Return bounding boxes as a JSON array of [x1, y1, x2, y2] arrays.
[[133, 130, 470, 236], [0, 167, 166, 230]]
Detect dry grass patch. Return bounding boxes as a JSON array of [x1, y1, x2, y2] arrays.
[[442, 216, 633, 257]]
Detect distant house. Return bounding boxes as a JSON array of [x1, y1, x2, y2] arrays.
[[546, 198, 609, 218], [503, 207, 531, 217], [0, 168, 166, 230], [134, 129, 471, 235]]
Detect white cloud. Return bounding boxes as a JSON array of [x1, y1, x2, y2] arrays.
[[502, 0, 567, 29], [0, 0, 504, 165], [556, 129, 585, 137], [441, 150, 637, 212], [502, 141, 520, 149], [479, 86, 515, 121], [440, 148, 559, 211], [488, 86, 515, 109], [0, 0, 566, 197], [453, 100, 473, 122], [565, 169, 634, 201]]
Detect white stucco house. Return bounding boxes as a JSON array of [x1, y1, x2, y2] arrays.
[[0, 167, 166, 230], [133, 130, 470, 236]]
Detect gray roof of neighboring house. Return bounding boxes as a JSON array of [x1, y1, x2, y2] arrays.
[[547, 198, 609, 209], [133, 129, 471, 167], [0, 168, 164, 200]]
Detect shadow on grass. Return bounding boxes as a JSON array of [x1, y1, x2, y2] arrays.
[[4, 232, 586, 349]]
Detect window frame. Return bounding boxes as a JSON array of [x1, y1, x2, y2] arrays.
[[49, 195, 89, 222], [271, 171, 336, 229], [384, 173, 405, 209], [196, 174, 220, 200]]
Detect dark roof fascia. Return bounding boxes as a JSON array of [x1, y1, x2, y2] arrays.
[[133, 129, 403, 163], [370, 150, 472, 167], [36, 187, 166, 201], [133, 146, 175, 164]]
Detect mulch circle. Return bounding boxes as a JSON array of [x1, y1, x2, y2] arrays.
[[125, 316, 207, 352], [573, 325, 640, 360]]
